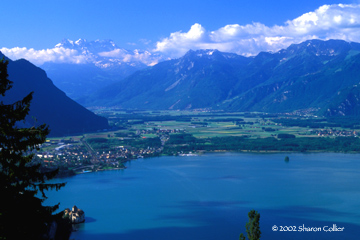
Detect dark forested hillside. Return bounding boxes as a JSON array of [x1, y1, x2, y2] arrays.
[[0, 52, 109, 136]]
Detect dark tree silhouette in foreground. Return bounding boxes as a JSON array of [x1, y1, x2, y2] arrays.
[[240, 210, 261, 240], [0, 58, 66, 240]]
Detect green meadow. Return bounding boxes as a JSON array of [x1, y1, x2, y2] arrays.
[[47, 109, 360, 153]]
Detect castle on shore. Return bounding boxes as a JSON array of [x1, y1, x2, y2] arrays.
[[64, 205, 85, 224]]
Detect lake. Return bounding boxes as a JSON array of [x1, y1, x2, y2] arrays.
[[45, 153, 360, 239]]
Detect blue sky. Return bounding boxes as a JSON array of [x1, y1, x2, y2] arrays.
[[2, 0, 360, 65]]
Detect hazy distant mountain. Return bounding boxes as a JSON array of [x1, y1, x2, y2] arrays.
[[0, 52, 109, 136], [80, 39, 360, 117], [41, 39, 163, 100]]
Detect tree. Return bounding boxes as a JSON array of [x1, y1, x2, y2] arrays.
[[239, 233, 246, 240], [240, 210, 261, 240], [0, 58, 66, 240]]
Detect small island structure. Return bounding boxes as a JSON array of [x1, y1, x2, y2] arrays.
[[64, 205, 85, 224]]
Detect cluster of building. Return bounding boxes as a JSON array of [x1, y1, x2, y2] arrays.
[[96, 145, 162, 162], [36, 134, 164, 175], [36, 142, 91, 170], [311, 129, 358, 137], [136, 127, 184, 135]]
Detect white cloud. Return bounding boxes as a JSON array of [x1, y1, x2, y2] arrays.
[[98, 49, 129, 58], [0, 47, 88, 65], [155, 23, 207, 58], [285, 4, 360, 36], [1, 44, 162, 67], [155, 4, 360, 58], [98, 49, 163, 66]]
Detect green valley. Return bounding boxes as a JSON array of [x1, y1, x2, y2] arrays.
[[37, 109, 360, 177]]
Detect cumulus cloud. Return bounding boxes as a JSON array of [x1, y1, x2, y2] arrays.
[[155, 23, 207, 58], [285, 4, 360, 36], [155, 4, 360, 58], [0, 43, 162, 67], [0, 47, 88, 65]]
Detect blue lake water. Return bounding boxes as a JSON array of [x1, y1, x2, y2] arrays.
[[45, 153, 360, 239]]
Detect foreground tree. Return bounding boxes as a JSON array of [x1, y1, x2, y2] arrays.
[[0, 58, 66, 240], [240, 210, 261, 240]]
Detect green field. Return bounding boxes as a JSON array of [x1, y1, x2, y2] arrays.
[[46, 109, 360, 154], [86, 109, 360, 139]]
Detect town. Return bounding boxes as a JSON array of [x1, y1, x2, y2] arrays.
[[35, 127, 186, 176]]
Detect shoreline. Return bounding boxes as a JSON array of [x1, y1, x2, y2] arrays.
[[57, 150, 360, 178]]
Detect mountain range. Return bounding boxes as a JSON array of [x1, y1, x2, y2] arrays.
[[41, 39, 162, 100], [0, 52, 109, 136], [2, 38, 360, 139], [79, 39, 360, 117]]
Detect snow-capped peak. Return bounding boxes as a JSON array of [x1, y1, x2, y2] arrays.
[[55, 39, 75, 48], [53, 38, 164, 68], [207, 50, 215, 55], [75, 38, 87, 45]]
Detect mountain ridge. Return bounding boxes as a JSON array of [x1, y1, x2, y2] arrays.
[[80, 39, 360, 117]]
